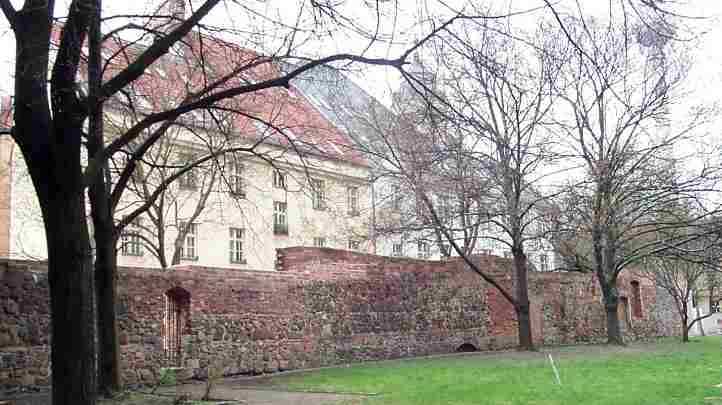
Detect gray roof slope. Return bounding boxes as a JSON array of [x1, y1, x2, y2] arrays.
[[288, 64, 395, 171]]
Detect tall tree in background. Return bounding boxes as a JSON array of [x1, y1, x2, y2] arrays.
[[343, 19, 568, 349], [552, 15, 720, 344], [430, 19, 570, 349]]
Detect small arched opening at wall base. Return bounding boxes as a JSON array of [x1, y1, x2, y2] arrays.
[[456, 343, 479, 353], [163, 286, 191, 366]]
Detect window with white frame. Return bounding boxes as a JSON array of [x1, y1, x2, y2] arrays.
[[121, 218, 143, 256], [348, 240, 360, 250], [311, 179, 325, 210], [273, 201, 288, 235], [391, 184, 401, 210], [313, 237, 326, 248], [229, 227, 245, 263], [179, 222, 198, 260], [441, 243, 451, 257], [347, 186, 359, 216], [392, 242, 403, 257], [273, 169, 287, 190], [417, 241, 430, 259], [539, 253, 549, 271], [177, 153, 197, 190], [230, 163, 245, 198], [438, 194, 453, 221]]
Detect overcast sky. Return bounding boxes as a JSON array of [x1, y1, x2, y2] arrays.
[[0, 0, 720, 121]]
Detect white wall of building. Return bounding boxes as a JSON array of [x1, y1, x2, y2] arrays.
[[688, 297, 722, 336], [7, 138, 372, 270]]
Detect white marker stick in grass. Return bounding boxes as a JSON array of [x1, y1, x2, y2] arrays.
[[548, 354, 562, 386]]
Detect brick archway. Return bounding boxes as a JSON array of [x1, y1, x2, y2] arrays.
[[163, 286, 191, 365]]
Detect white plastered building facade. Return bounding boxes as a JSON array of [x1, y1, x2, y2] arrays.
[[0, 123, 372, 271]]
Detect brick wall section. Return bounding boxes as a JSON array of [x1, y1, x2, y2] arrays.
[[1, 250, 678, 389]]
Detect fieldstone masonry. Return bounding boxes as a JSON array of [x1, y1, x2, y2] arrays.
[[0, 248, 678, 389]]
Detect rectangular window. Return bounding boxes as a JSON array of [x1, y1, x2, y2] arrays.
[[347, 186, 359, 216], [311, 179, 326, 210], [391, 185, 401, 210], [539, 254, 549, 271], [348, 240, 360, 251], [273, 169, 287, 189], [441, 243, 451, 257], [230, 163, 246, 198], [392, 242, 403, 257], [438, 194, 453, 221], [229, 227, 245, 263], [120, 218, 143, 256], [711, 301, 720, 314], [177, 153, 197, 190], [179, 222, 198, 260], [417, 241, 430, 259], [273, 201, 288, 235], [313, 237, 326, 248]]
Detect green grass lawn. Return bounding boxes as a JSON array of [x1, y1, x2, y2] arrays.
[[275, 337, 722, 405]]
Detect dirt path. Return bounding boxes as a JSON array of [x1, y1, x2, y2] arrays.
[[3, 388, 362, 405], [154, 380, 365, 404]]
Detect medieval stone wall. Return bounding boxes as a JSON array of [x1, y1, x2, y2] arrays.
[[0, 249, 678, 389]]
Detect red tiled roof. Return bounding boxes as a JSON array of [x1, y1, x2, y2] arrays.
[[97, 30, 368, 167]]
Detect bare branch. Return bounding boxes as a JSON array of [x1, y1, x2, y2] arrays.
[[0, 0, 16, 29]]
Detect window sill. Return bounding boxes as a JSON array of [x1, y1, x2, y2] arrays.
[[181, 256, 199, 261], [230, 192, 246, 199], [121, 253, 144, 257], [230, 259, 247, 265]]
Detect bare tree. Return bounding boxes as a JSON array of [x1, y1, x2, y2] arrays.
[[641, 244, 721, 342], [426, 19, 570, 350], [338, 19, 568, 349], [552, 15, 721, 344]]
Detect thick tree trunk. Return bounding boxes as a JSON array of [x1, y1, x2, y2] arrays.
[[680, 309, 690, 343], [87, 2, 121, 392], [43, 191, 97, 405], [513, 249, 534, 350], [16, 41, 99, 401], [601, 284, 624, 345], [91, 205, 122, 394], [516, 304, 533, 350], [94, 236, 121, 393]]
